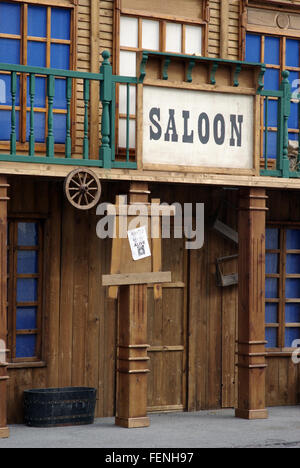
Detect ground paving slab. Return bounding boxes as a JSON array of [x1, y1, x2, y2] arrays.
[[0, 407, 299, 449]]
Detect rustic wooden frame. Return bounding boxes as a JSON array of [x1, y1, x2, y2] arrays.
[[266, 222, 300, 354], [7, 217, 45, 364], [0, 0, 77, 153]]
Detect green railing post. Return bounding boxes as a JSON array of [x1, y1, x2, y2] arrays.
[[83, 78, 90, 160], [65, 77, 72, 158], [100, 50, 112, 169], [46, 75, 55, 158], [29, 73, 35, 157], [10, 72, 17, 156], [281, 70, 291, 178]]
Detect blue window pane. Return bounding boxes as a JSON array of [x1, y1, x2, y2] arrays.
[[266, 253, 279, 274], [17, 251, 38, 274], [0, 39, 20, 64], [0, 74, 20, 106], [266, 328, 277, 348], [265, 37, 280, 65], [16, 335, 37, 358], [263, 130, 277, 159], [289, 102, 299, 130], [26, 112, 46, 143], [245, 34, 261, 63], [51, 9, 71, 40], [286, 254, 300, 274], [18, 223, 38, 246], [266, 278, 278, 298], [27, 77, 46, 108], [0, 2, 21, 35], [285, 328, 300, 348], [264, 99, 278, 128], [28, 5, 47, 38], [264, 69, 280, 90], [289, 132, 298, 142], [286, 39, 300, 68], [266, 228, 279, 249], [53, 79, 67, 110], [16, 307, 37, 330], [266, 303, 278, 323], [286, 279, 300, 299], [286, 304, 300, 323], [0, 110, 19, 141], [50, 44, 70, 69], [286, 229, 300, 249], [53, 114, 66, 144], [17, 279, 38, 303], [27, 42, 46, 67], [288, 71, 300, 101]]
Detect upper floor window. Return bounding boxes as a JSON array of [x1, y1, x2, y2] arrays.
[[0, 1, 73, 146], [117, 13, 204, 156], [245, 33, 300, 161]]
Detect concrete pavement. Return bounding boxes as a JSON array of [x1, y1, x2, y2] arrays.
[[0, 407, 299, 448]]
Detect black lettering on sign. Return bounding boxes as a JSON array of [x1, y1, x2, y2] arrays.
[[198, 113, 210, 144], [149, 108, 162, 141], [164, 109, 178, 142], [230, 115, 243, 147], [182, 110, 194, 143], [214, 114, 225, 145]]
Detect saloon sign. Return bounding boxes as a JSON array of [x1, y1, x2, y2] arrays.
[[142, 87, 254, 169]]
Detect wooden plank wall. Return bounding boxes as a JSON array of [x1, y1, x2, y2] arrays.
[[6, 178, 120, 423]]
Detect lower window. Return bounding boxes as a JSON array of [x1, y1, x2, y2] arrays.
[[266, 225, 300, 350], [7, 219, 43, 363]]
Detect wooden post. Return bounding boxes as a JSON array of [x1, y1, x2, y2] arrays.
[[103, 181, 172, 428], [116, 283, 150, 428], [235, 188, 268, 420], [0, 176, 9, 438]]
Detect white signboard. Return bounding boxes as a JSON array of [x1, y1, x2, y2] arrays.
[[142, 86, 254, 169]]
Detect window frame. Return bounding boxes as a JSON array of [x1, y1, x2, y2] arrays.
[[266, 222, 300, 354], [114, 1, 208, 159], [0, 0, 77, 153], [7, 216, 45, 365]]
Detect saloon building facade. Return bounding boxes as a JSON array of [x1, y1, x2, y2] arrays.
[[0, 0, 300, 435]]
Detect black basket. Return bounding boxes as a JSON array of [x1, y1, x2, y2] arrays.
[[23, 387, 97, 427]]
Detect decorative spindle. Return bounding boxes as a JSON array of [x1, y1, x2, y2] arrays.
[[29, 73, 35, 157], [65, 77, 72, 158], [280, 70, 291, 178], [10, 72, 17, 156], [83, 79, 90, 160], [46, 75, 55, 158]]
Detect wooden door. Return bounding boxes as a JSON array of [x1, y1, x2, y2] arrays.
[[147, 235, 188, 412]]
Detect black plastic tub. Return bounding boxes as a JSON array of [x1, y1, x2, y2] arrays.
[[23, 387, 97, 427]]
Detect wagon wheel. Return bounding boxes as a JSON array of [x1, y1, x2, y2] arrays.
[[64, 168, 102, 210]]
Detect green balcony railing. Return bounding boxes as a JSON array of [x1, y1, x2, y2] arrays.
[[0, 51, 137, 170], [260, 70, 300, 179]]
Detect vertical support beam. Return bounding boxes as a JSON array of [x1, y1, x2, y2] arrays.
[[115, 284, 150, 428], [0, 176, 9, 438], [235, 188, 268, 420], [220, 0, 229, 59]]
